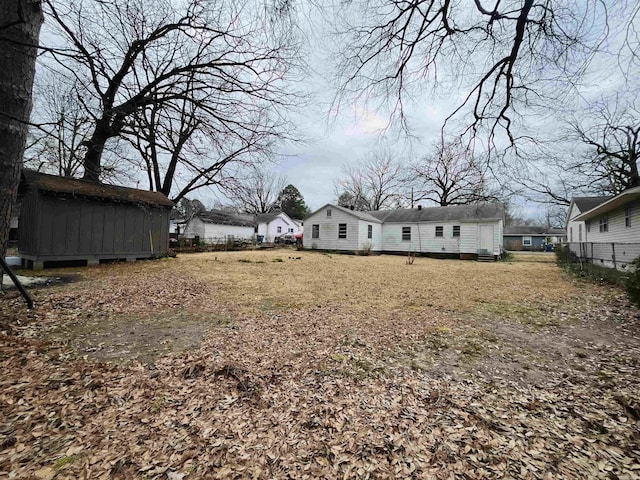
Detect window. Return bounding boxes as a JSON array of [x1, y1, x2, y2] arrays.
[[338, 223, 347, 239], [452, 225, 460, 237], [578, 224, 582, 242], [326, 209, 332, 217], [367, 224, 372, 239], [586, 220, 590, 233], [625, 206, 631, 227], [569, 227, 573, 242], [402, 226, 411, 241], [312, 224, 319, 239], [599, 216, 608, 233], [523, 236, 532, 247], [277, 226, 282, 233], [435, 226, 443, 237], [289, 228, 294, 233]]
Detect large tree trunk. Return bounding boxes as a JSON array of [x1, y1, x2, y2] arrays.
[[0, 0, 44, 285], [82, 120, 112, 182]]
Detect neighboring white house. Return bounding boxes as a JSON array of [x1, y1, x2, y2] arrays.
[[570, 187, 640, 269], [255, 211, 301, 242], [566, 196, 610, 243], [303, 203, 504, 259], [183, 210, 255, 243]]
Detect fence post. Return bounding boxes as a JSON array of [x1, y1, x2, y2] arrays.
[[612, 243, 617, 270]]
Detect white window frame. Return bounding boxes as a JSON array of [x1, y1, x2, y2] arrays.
[[522, 236, 532, 247], [452, 225, 460, 237], [402, 226, 411, 241], [277, 226, 282, 233], [367, 224, 372, 239], [312, 224, 319, 239], [326, 209, 332, 217], [338, 223, 347, 239], [435, 225, 443, 237]]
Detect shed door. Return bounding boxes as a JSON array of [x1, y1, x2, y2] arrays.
[[480, 225, 494, 253]]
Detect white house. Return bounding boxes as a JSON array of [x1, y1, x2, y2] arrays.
[[183, 210, 255, 243], [566, 196, 610, 243], [570, 187, 640, 269], [255, 211, 301, 242], [303, 203, 504, 259]]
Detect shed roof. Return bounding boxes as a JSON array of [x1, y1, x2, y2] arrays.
[[22, 170, 174, 207], [368, 202, 504, 223], [197, 210, 256, 227]]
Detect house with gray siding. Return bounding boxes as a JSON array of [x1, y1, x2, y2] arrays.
[[570, 187, 640, 269], [18, 170, 174, 269], [303, 203, 504, 259]]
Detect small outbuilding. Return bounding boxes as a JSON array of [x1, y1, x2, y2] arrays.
[[18, 170, 174, 269], [255, 210, 301, 242]]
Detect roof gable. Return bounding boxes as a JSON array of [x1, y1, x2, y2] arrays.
[[307, 204, 383, 223]]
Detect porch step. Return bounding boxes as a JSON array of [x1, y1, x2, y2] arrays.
[[477, 254, 495, 262]]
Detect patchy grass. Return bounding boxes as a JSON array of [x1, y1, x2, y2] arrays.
[[1, 251, 639, 478]]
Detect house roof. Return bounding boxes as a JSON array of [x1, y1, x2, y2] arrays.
[[368, 202, 504, 223], [255, 210, 289, 224], [197, 210, 256, 227], [573, 186, 640, 221], [573, 196, 611, 213], [504, 226, 567, 236], [22, 169, 174, 208]]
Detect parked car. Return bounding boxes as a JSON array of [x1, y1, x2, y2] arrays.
[[275, 233, 296, 244]]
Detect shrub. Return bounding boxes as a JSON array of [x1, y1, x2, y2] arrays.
[[555, 244, 573, 265], [625, 257, 640, 307]]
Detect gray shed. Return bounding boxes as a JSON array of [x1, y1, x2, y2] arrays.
[[18, 170, 174, 269]]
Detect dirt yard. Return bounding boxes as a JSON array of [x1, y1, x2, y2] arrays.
[[1, 251, 639, 479]]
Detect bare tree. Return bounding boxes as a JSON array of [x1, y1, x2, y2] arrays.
[[223, 165, 287, 214], [25, 75, 91, 177], [568, 100, 639, 194], [331, 1, 628, 146], [412, 139, 498, 206], [335, 149, 407, 210], [0, 0, 43, 285], [41, 0, 301, 189]]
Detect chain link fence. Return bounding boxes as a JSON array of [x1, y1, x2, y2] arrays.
[[567, 242, 640, 271]]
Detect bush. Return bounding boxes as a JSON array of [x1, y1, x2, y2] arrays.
[[555, 244, 573, 265], [625, 257, 640, 307]]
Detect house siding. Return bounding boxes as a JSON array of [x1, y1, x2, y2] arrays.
[[584, 201, 640, 244], [357, 221, 382, 251], [567, 203, 585, 243], [303, 207, 361, 251], [381, 221, 464, 253]]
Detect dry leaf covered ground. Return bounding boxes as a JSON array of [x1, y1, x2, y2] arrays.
[[1, 251, 639, 479]]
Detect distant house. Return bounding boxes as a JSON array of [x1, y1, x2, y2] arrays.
[[503, 226, 567, 251], [182, 210, 255, 243], [303, 203, 504, 259], [8, 203, 20, 245], [169, 209, 186, 238], [566, 196, 610, 243], [18, 170, 174, 269], [255, 210, 301, 242]]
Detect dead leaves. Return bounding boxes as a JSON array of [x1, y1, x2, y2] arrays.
[[1, 252, 640, 478]]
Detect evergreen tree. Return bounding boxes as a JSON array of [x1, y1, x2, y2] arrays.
[[277, 185, 309, 220]]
